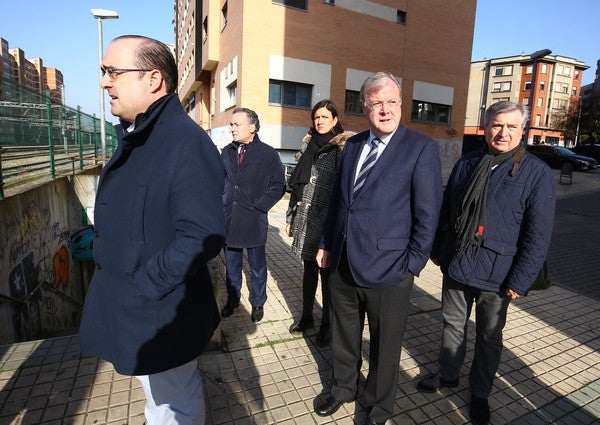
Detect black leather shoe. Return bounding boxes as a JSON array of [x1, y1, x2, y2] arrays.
[[221, 299, 239, 318], [313, 393, 347, 416], [315, 327, 331, 346], [417, 373, 459, 393], [289, 316, 314, 333], [470, 396, 490, 425], [251, 306, 264, 322]]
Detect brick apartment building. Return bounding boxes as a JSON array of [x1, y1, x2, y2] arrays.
[[465, 53, 589, 146], [175, 0, 476, 166], [0, 36, 64, 104]]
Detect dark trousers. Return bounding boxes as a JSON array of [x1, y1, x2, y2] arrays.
[[329, 250, 414, 422], [301, 260, 331, 330], [438, 274, 511, 398], [224, 245, 267, 307]]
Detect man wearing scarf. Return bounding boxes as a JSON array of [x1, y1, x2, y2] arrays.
[[417, 101, 555, 425]]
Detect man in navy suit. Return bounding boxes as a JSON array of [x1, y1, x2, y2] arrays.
[[313, 72, 442, 424]]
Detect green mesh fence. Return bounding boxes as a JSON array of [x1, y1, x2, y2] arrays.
[[0, 77, 117, 200]]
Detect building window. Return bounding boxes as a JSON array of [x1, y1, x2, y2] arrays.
[[541, 64, 547, 74], [269, 80, 312, 108], [185, 94, 196, 118], [397, 10, 407, 24], [524, 81, 532, 91], [411, 101, 451, 124], [323, 0, 334, 4], [492, 81, 511, 92], [221, 1, 228, 29], [537, 97, 543, 107], [572, 87, 577, 96], [553, 99, 567, 110], [345, 90, 362, 114], [555, 82, 569, 94], [494, 65, 513, 76], [202, 17, 208, 43], [272, 0, 308, 10], [225, 82, 237, 109], [540, 81, 545, 91]]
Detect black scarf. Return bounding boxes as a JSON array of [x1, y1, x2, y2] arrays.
[[287, 132, 333, 197], [454, 143, 525, 253]]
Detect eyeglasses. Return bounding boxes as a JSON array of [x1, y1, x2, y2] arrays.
[[365, 99, 402, 111], [101, 67, 152, 79]]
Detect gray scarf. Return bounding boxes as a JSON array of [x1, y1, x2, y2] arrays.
[[454, 143, 525, 253]]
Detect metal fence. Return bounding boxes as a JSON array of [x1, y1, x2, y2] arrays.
[[0, 77, 118, 200]]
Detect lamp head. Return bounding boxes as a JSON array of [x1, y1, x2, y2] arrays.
[[91, 8, 119, 19]]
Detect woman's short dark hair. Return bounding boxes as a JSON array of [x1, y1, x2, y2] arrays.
[[114, 35, 178, 94], [309, 99, 344, 135]]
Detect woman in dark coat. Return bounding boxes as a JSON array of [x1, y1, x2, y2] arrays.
[[286, 99, 353, 346]]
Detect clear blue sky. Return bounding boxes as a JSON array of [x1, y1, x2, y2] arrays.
[[3, 1, 599, 120]]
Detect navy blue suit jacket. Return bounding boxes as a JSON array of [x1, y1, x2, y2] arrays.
[[321, 126, 442, 287]]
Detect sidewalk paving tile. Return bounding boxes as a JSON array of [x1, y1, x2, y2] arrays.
[[1, 172, 600, 423]]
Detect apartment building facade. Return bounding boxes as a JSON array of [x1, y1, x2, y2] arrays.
[[465, 54, 588, 146], [0, 36, 64, 104], [175, 0, 476, 167]]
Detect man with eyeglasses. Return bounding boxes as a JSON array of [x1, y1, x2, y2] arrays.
[[79, 35, 225, 425], [313, 72, 442, 425]]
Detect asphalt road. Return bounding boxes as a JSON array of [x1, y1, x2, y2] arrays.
[[547, 169, 600, 300]]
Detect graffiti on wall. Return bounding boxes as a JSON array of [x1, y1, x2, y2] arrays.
[[1, 188, 84, 344], [436, 138, 461, 161]]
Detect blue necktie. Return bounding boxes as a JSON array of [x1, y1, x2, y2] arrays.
[[353, 138, 381, 195]]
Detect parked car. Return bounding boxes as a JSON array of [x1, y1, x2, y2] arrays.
[[570, 144, 600, 162], [525, 144, 598, 171]]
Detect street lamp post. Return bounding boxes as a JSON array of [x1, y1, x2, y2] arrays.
[[91, 8, 118, 161], [523, 49, 552, 145]]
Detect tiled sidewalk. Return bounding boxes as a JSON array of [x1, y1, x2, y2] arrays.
[[1, 170, 600, 424]]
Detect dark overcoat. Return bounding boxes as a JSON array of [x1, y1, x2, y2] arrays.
[[79, 94, 225, 376], [322, 126, 443, 287], [222, 135, 285, 248]]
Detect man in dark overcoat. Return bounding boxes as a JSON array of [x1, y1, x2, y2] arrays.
[[79, 35, 225, 424], [221, 107, 285, 322]]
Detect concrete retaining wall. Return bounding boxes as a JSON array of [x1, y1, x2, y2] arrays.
[[0, 174, 96, 344]]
